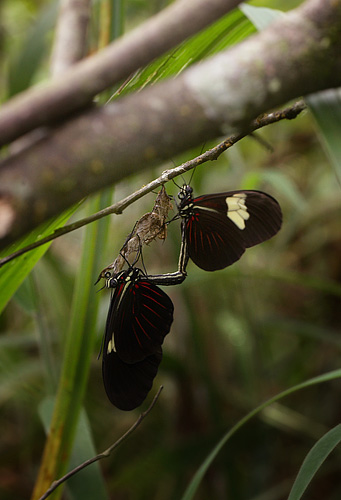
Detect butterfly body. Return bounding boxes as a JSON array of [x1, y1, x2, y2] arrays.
[[177, 185, 282, 271]]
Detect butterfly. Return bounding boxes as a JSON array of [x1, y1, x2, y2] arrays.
[[176, 185, 282, 271], [101, 266, 175, 410]]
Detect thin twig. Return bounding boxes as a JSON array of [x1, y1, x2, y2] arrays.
[[38, 386, 163, 500], [0, 101, 306, 268], [96, 186, 173, 281]]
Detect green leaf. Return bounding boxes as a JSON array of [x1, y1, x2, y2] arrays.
[[32, 192, 111, 499], [0, 205, 80, 314], [287, 424, 341, 500], [39, 397, 108, 500], [239, 3, 284, 31], [116, 9, 255, 96], [8, 1, 59, 97], [181, 369, 341, 500]]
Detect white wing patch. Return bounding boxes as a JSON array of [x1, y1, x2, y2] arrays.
[[225, 193, 249, 230], [107, 279, 131, 354], [107, 338, 116, 354]]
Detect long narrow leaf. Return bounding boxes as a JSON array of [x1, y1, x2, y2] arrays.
[[0, 205, 80, 314], [181, 369, 341, 500], [32, 192, 111, 500], [239, 3, 283, 31], [116, 9, 255, 96], [39, 397, 108, 500], [287, 424, 341, 500], [8, 1, 59, 97]]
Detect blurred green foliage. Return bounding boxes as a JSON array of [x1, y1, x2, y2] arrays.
[[0, 1, 341, 500]]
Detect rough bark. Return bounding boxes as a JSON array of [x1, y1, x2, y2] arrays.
[[0, 0, 243, 146], [0, 0, 340, 250]]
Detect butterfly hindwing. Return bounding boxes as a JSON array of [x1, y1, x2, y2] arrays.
[[102, 348, 162, 411]]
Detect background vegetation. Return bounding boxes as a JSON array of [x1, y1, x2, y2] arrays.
[[0, 0, 340, 499]]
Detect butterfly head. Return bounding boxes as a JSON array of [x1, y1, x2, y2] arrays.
[[178, 184, 193, 202], [106, 267, 141, 288]]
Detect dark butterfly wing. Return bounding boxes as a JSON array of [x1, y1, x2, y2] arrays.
[[105, 279, 174, 363], [184, 208, 245, 271], [102, 348, 162, 411], [185, 190, 282, 271]]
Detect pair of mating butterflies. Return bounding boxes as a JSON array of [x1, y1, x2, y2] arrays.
[[102, 185, 282, 410]]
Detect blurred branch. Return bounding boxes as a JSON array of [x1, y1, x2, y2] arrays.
[[0, 0, 242, 146], [37, 386, 163, 500], [0, 0, 340, 249], [0, 100, 305, 266], [50, 0, 91, 76]]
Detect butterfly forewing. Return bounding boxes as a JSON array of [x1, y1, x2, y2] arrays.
[[185, 209, 245, 271], [103, 273, 174, 364], [102, 348, 162, 411], [112, 279, 174, 363], [184, 190, 282, 271]]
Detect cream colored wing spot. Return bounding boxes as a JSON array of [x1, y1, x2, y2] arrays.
[[107, 338, 116, 354], [192, 205, 219, 214], [225, 193, 249, 230]]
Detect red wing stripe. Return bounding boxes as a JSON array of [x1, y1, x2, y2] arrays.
[[134, 317, 151, 339], [141, 313, 158, 329], [132, 323, 143, 347], [140, 294, 168, 309], [199, 229, 204, 249], [211, 232, 223, 246], [187, 220, 193, 244], [193, 224, 197, 251], [143, 303, 163, 318], [206, 232, 212, 250], [139, 283, 164, 297]]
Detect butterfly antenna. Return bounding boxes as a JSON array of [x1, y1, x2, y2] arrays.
[[180, 173, 188, 186], [200, 141, 206, 155], [172, 177, 182, 190], [249, 132, 274, 153], [188, 166, 196, 186], [119, 249, 133, 269], [136, 235, 148, 275], [130, 241, 142, 268]]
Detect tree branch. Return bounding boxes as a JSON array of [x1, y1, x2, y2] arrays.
[[0, 0, 242, 146], [0, 0, 340, 249], [50, 0, 91, 76], [0, 101, 305, 262]]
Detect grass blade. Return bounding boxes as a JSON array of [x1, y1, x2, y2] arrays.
[[287, 424, 341, 500], [39, 397, 108, 500], [116, 9, 255, 96], [31, 192, 111, 500], [8, 1, 58, 97], [181, 369, 341, 500], [0, 205, 80, 314]]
